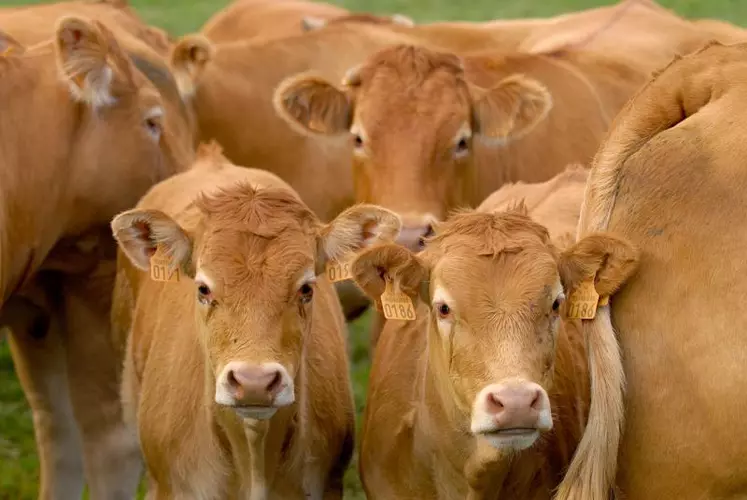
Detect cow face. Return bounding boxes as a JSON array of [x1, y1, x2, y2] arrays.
[[112, 188, 400, 420], [54, 17, 193, 227], [351, 207, 636, 451], [274, 45, 552, 251]]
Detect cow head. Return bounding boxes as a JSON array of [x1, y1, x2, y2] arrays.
[[274, 44, 552, 251], [112, 186, 400, 420], [54, 16, 193, 225], [351, 207, 636, 451]]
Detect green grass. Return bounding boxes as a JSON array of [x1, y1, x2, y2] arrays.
[[1, 0, 746, 498]]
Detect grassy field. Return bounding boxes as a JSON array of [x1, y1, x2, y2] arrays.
[[1, 0, 746, 498]]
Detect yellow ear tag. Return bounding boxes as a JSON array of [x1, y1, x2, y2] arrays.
[[567, 279, 603, 320], [325, 258, 353, 283], [150, 246, 180, 283], [381, 278, 416, 321]]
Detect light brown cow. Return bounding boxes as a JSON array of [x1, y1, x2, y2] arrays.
[[0, 16, 193, 499], [0, 0, 171, 55], [274, 43, 645, 250], [478, 164, 589, 248], [556, 41, 747, 500], [349, 207, 637, 498], [200, 0, 413, 44], [110, 145, 400, 498]]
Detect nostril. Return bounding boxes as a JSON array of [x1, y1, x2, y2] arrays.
[[418, 224, 435, 249], [266, 370, 283, 395], [530, 389, 542, 410], [486, 392, 505, 413], [226, 369, 240, 390]]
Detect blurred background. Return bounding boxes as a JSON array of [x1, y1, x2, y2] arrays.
[[0, 0, 744, 498]]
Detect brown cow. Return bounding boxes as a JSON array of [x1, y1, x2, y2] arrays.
[[110, 145, 400, 498], [0, 0, 171, 55], [274, 43, 645, 250], [349, 207, 637, 498], [556, 41, 747, 500], [200, 0, 413, 44], [478, 164, 589, 248], [0, 16, 193, 499]]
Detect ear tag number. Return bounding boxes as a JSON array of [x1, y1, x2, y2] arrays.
[[326, 258, 353, 283], [381, 278, 416, 321], [567, 279, 603, 320], [150, 246, 180, 283]]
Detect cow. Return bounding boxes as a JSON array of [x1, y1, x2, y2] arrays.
[[274, 43, 644, 251], [200, 0, 413, 44], [555, 41, 747, 500], [109, 143, 401, 498], [478, 164, 589, 248], [348, 205, 638, 498], [0, 0, 172, 55], [0, 16, 194, 499]]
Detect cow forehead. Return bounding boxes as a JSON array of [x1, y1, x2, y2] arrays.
[[198, 228, 315, 293], [432, 248, 559, 312]]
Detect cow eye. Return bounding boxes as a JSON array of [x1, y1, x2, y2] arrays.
[[454, 137, 469, 157], [144, 107, 163, 142], [552, 293, 565, 313], [299, 283, 314, 304], [435, 302, 451, 319], [353, 134, 364, 149], [197, 282, 213, 305]]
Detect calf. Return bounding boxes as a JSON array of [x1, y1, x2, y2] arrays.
[[350, 207, 637, 499], [111, 148, 400, 498]]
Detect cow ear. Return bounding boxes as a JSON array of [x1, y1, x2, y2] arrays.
[[559, 233, 639, 299], [351, 243, 430, 306], [111, 209, 195, 277], [471, 74, 553, 143], [0, 31, 24, 57], [316, 204, 401, 275], [274, 73, 353, 136], [170, 34, 213, 98], [55, 16, 134, 109]]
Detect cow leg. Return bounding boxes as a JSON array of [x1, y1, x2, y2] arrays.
[[61, 294, 142, 500], [4, 298, 85, 500]]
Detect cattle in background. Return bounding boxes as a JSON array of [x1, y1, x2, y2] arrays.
[[478, 164, 589, 248], [201, 0, 413, 44], [0, 0, 171, 54], [556, 41, 747, 500], [110, 144, 400, 497], [349, 207, 637, 498], [274, 44, 644, 250], [0, 15, 194, 498]]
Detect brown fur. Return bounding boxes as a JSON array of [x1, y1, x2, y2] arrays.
[[478, 164, 589, 248], [350, 208, 636, 499], [111, 158, 400, 497], [0, 14, 194, 498], [557, 41, 747, 500]]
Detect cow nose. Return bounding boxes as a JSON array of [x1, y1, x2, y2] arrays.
[[224, 363, 284, 406], [396, 223, 434, 251], [485, 382, 547, 430]]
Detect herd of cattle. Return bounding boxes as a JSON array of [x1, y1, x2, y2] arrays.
[[0, 0, 745, 498]]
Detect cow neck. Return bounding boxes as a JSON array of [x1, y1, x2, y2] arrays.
[[0, 52, 74, 303]]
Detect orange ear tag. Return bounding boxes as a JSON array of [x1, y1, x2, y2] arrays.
[[325, 258, 353, 283], [150, 246, 180, 283], [567, 279, 602, 320], [381, 278, 416, 321]]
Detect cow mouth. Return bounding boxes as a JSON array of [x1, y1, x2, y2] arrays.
[[482, 428, 539, 437], [230, 405, 279, 421]]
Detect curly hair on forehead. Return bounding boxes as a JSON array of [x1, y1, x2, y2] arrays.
[[426, 208, 552, 257], [195, 182, 318, 239]]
